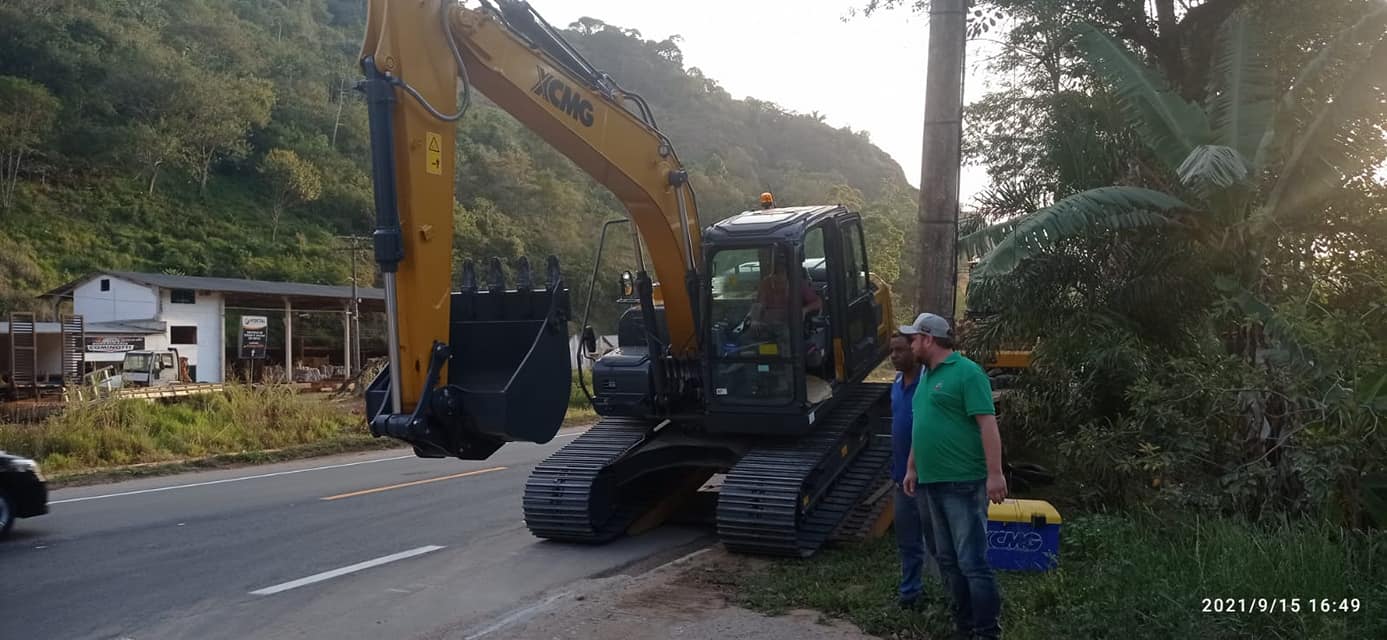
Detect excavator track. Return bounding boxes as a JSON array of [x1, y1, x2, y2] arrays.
[[522, 418, 656, 542], [716, 383, 892, 557], [831, 472, 895, 544]]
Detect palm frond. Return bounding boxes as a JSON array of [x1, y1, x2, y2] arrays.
[[1358, 367, 1387, 407], [1178, 144, 1250, 198], [973, 178, 1054, 219], [960, 179, 1056, 259], [1071, 22, 1211, 172], [1260, 30, 1387, 227], [959, 217, 1022, 260], [1253, 6, 1387, 171], [1206, 11, 1275, 167], [968, 186, 1189, 278]]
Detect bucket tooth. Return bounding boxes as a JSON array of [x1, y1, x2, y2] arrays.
[[461, 260, 478, 292], [515, 256, 534, 290], [487, 257, 506, 292], [545, 255, 562, 291]]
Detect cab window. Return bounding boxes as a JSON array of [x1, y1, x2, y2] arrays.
[[707, 245, 795, 404], [803, 226, 826, 289], [842, 222, 868, 298]]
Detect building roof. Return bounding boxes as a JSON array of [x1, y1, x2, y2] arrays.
[[48, 271, 384, 301], [0, 320, 164, 335], [43, 271, 385, 313]]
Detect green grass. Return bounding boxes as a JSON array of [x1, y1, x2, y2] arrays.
[[0, 385, 364, 474], [567, 373, 599, 422], [0, 377, 602, 482], [42, 432, 399, 488], [735, 512, 1387, 639]]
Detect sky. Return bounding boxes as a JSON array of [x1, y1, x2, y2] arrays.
[[523, 0, 991, 199]]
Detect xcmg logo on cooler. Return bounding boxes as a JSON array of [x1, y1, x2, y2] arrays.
[[532, 67, 594, 127], [987, 529, 1044, 553]]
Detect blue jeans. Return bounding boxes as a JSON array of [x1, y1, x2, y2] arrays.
[[923, 480, 1002, 639], [894, 485, 939, 601]]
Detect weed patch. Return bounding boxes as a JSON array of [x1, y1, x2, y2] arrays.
[[0, 385, 362, 474], [735, 512, 1387, 639]]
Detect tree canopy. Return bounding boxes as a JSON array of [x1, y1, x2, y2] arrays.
[[916, 0, 1387, 527], [0, 2, 919, 331]]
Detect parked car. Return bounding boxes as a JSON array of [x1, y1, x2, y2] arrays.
[[1, 451, 47, 538]]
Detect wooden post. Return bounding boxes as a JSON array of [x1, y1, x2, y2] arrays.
[[343, 304, 352, 378], [284, 297, 293, 378], [916, 0, 967, 319]]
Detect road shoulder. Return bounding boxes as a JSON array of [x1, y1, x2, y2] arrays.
[[46, 423, 593, 490], [456, 547, 875, 640]]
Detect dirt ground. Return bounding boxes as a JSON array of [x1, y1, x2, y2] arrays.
[[462, 548, 876, 640]]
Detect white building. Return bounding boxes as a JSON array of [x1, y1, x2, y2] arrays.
[[67, 274, 227, 382], [2, 272, 382, 388]]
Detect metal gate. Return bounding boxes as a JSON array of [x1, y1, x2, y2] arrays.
[[8, 312, 38, 400], [62, 314, 85, 389]]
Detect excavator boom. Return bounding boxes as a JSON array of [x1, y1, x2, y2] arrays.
[[359, 0, 702, 457], [447, 2, 705, 335]]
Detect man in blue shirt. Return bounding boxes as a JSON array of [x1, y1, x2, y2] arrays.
[[889, 332, 938, 608]]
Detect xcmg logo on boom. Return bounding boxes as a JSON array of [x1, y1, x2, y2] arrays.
[[532, 67, 595, 127]]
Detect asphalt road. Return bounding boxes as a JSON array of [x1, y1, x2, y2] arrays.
[[0, 429, 710, 640]]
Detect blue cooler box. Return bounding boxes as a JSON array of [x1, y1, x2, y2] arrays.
[[985, 498, 1061, 571]]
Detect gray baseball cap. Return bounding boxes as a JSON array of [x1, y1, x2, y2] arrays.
[[899, 312, 952, 339]]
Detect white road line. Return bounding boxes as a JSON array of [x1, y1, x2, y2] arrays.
[[461, 546, 713, 639], [53, 429, 587, 505], [51, 454, 416, 504], [249, 545, 445, 596], [463, 590, 574, 640]]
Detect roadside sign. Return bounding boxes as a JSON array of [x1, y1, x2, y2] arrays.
[[239, 315, 268, 360], [85, 335, 145, 353]]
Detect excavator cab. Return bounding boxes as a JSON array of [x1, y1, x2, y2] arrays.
[[701, 205, 888, 435]]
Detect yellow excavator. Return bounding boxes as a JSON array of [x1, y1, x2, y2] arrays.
[[360, 0, 896, 556]]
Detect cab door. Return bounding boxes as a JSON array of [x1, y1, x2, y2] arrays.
[[157, 353, 177, 385], [836, 216, 881, 380]]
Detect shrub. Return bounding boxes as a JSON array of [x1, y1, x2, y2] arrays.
[[0, 384, 361, 473]]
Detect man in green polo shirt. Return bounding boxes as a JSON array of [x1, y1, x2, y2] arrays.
[[900, 312, 1006, 640]]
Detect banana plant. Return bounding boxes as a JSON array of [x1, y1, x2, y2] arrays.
[[963, 7, 1387, 280]]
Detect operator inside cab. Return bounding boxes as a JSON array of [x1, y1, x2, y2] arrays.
[[755, 251, 823, 323]]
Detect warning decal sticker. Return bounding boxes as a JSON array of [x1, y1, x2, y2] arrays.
[[426, 132, 442, 175]]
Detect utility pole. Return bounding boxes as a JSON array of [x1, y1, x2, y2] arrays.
[[335, 234, 369, 375], [916, 0, 967, 321]]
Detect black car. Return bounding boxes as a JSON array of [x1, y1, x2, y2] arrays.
[[1, 451, 47, 538]]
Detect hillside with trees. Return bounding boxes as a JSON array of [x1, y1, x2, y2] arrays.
[[0, 0, 919, 329]]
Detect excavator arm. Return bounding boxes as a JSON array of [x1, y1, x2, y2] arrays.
[[359, 0, 702, 458]]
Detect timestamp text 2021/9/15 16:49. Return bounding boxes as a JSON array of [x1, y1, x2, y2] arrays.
[[1201, 598, 1362, 614]]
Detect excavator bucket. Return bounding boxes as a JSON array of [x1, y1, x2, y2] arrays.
[[367, 256, 572, 460], [450, 256, 572, 443]]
